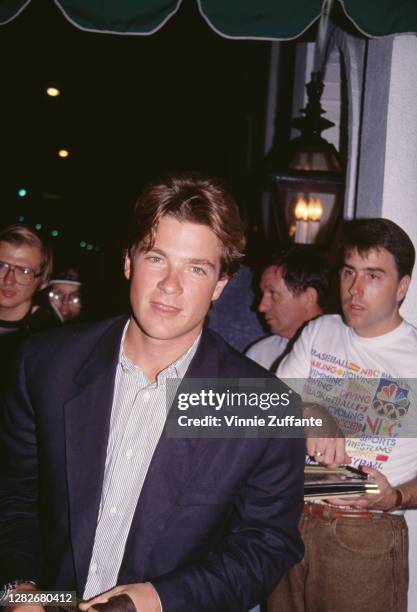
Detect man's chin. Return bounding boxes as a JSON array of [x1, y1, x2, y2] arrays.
[[343, 307, 364, 324], [343, 312, 368, 334], [134, 319, 194, 342], [138, 323, 180, 341], [266, 323, 280, 335]]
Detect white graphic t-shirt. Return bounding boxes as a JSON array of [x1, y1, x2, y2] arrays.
[[246, 335, 288, 370], [277, 314, 417, 487]]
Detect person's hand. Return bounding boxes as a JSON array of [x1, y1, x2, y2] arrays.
[[79, 583, 160, 612], [6, 583, 44, 612], [306, 436, 351, 468], [303, 403, 350, 467], [327, 467, 398, 510]]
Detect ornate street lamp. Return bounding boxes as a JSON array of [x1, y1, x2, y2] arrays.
[[267, 71, 345, 247]]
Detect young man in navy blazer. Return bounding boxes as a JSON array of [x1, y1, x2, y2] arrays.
[[0, 173, 304, 612]]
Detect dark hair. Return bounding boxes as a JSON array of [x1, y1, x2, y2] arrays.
[[342, 218, 415, 279], [128, 173, 245, 277], [267, 245, 329, 309], [0, 223, 53, 285]]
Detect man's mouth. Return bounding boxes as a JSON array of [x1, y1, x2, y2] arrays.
[[0, 289, 17, 298], [150, 301, 181, 315], [345, 301, 366, 312]]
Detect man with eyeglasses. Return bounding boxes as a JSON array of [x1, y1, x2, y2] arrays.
[[0, 224, 58, 394], [48, 269, 83, 323], [0, 224, 53, 330]]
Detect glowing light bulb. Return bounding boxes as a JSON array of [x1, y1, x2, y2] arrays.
[[46, 87, 60, 97], [294, 197, 309, 221]]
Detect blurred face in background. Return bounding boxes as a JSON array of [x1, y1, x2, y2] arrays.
[[49, 282, 82, 322]]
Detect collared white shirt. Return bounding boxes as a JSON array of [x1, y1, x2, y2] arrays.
[[83, 322, 200, 598]]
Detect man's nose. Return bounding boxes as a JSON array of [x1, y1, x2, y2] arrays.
[[157, 267, 182, 294], [3, 267, 17, 285], [348, 276, 363, 295], [60, 301, 70, 313], [258, 294, 269, 313]]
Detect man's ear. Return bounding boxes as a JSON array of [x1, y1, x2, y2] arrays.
[[397, 274, 411, 302], [303, 286, 318, 305], [124, 251, 132, 280], [212, 277, 229, 302]]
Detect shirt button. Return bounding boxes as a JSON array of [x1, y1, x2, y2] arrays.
[[143, 391, 151, 401], [90, 562, 97, 573], [110, 506, 117, 515], [126, 448, 133, 458]]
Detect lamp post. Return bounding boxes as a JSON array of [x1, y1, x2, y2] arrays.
[[267, 71, 345, 247]]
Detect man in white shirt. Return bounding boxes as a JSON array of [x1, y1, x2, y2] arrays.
[[269, 218, 417, 612], [246, 246, 328, 370]]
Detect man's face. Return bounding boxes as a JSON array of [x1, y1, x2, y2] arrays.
[[340, 247, 410, 337], [124, 216, 228, 346], [49, 283, 82, 322], [0, 241, 43, 321], [258, 265, 310, 339]]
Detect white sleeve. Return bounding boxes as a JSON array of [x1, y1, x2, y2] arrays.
[[245, 343, 258, 360], [276, 321, 316, 380]]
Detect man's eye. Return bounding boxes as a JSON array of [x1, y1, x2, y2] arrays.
[[191, 266, 205, 275], [342, 268, 353, 277], [369, 273, 380, 280], [147, 256, 163, 263], [21, 268, 32, 276]]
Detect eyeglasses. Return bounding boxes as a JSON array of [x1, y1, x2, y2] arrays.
[[0, 260, 43, 286], [49, 289, 82, 306]]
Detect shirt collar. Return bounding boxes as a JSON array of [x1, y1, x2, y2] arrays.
[[118, 320, 201, 380]]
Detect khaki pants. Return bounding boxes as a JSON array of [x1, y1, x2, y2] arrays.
[[268, 512, 408, 612]]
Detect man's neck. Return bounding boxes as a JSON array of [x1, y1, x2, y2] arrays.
[[0, 302, 32, 322], [353, 313, 403, 338], [309, 304, 323, 321], [123, 318, 200, 381], [283, 306, 323, 340]]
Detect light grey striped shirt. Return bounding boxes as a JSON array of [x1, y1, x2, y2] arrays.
[[83, 323, 200, 598]]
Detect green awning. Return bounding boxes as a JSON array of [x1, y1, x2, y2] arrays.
[[198, 0, 323, 40], [342, 0, 417, 37], [1, 0, 417, 37], [0, 0, 31, 24]]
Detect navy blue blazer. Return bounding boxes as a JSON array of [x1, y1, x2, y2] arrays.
[[0, 316, 304, 611]]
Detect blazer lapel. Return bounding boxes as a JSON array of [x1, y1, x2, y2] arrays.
[[64, 317, 127, 592], [119, 328, 223, 582]]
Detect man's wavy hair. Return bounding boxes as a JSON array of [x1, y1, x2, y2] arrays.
[[0, 223, 53, 286], [128, 173, 245, 278]]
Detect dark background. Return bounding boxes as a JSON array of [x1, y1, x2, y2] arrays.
[[1, 0, 278, 315]]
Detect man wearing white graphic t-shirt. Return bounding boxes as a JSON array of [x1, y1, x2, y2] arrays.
[[269, 218, 417, 612]]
